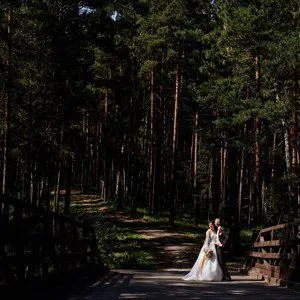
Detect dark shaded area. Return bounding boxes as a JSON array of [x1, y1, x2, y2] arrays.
[[0, 195, 104, 290], [0, 265, 108, 300]]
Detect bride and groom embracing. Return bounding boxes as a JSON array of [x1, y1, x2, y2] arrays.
[[183, 218, 232, 282]]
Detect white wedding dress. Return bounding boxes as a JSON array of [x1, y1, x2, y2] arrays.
[[183, 229, 223, 281]]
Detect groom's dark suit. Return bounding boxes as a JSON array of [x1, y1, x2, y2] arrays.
[[216, 225, 231, 281]]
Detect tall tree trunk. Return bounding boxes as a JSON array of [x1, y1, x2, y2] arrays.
[[170, 64, 181, 225], [64, 157, 72, 215], [254, 117, 261, 223], [271, 132, 277, 180], [150, 69, 155, 213], [104, 89, 108, 125], [248, 180, 252, 227], [55, 119, 64, 213], [193, 112, 199, 224], [154, 67, 163, 213], [282, 119, 292, 214], [30, 161, 38, 205], [238, 148, 245, 223], [282, 120, 291, 173], [290, 105, 298, 217], [2, 5, 12, 196], [253, 55, 262, 224], [55, 162, 61, 213], [290, 111, 297, 174], [103, 89, 109, 200], [160, 53, 167, 211], [208, 158, 213, 215], [220, 140, 227, 207]]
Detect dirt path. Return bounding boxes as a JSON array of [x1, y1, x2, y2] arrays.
[[71, 194, 208, 270]]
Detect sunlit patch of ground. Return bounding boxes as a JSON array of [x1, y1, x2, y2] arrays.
[[70, 193, 239, 270]]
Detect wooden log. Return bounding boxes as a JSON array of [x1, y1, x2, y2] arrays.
[[254, 240, 281, 247]]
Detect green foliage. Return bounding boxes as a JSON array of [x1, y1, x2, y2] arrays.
[[0, 0, 298, 230], [264, 174, 299, 224], [95, 224, 119, 267]]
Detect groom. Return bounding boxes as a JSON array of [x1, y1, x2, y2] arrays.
[[215, 218, 231, 281]]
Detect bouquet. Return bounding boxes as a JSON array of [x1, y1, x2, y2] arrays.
[[204, 248, 213, 259]]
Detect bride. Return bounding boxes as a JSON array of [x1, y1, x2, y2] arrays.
[[183, 221, 223, 281]]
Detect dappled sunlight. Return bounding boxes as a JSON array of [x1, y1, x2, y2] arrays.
[[71, 199, 103, 205], [70, 193, 203, 270], [120, 293, 148, 299]]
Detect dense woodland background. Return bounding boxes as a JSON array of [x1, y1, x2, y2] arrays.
[[0, 0, 299, 230]]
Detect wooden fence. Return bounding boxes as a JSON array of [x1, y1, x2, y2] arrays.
[[249, 222, 300, 285], [0, 195, 101, 286]]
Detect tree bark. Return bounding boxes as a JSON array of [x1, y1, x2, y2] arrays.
[[253, 55, 262, 224], [64, 157, 72, 215], [290, 111, 297, 174], [208, 158, 213, 214], [271, 132, 277, 180], [2, 5, 12, 196], [238, 147, 245, 223], [193, 112, 199, 224], [150, 69, 155, 213], [170, 64, 181, 225], [254, 117, 261, 223], [220, 140, 227, 206], [282, 119, 291, 173]]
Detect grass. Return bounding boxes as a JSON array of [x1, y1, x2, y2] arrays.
[[70, 194, 252, 270], [94, 223, 157, 269], [113, 251, 155, 269]]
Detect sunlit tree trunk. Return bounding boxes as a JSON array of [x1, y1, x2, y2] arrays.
[[220, 140, 227, 207], [193, 112, 199, 224], [208, 157, 213, 215], [282, 119, 291, 173], [170, 63, 181, 225], [290, 112, 297, 174], [271, 132, 277, 180], [282, 119, 292, 212], [253, 55, 262, 224], [238, 126, 246, 223], [290, 105, 298, 216], [150, 69, 155, 213]]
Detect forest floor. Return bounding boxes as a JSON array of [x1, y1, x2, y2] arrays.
[[70, 193, 245, 271]]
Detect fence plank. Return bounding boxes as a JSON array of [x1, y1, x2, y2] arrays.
[[250, 252, 281, 259], [260, 224, 287, 233]]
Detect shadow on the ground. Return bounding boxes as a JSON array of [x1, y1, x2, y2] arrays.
[[67, 270, 299, 300]]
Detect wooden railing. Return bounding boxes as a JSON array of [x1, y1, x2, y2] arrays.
[[249, 222, 300, 285], [0, 196, 101, 285]]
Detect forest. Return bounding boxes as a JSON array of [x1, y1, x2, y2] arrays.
[[0, 0, 299, 231]]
